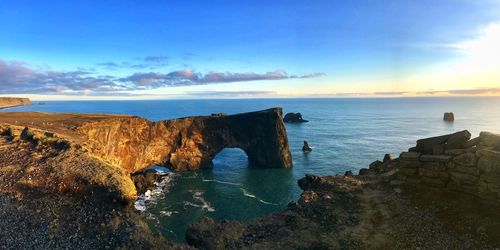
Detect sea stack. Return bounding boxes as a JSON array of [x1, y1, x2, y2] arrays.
[[302, 141, 312, 152], [443, 112, 454, 122], [283, 112, 309, 123]]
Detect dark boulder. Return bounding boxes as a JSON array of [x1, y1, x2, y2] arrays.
[[283, 112, 309, 123], [131, 169, 162, 194], [298, 174, 322, 190], [383, 154, 392, 163], [358, 168, 373, 175], [302, 141, 312, 152], [414, 130, 471, 154]]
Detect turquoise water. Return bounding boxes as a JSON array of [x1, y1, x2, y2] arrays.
[[3, 97, 500, 242]]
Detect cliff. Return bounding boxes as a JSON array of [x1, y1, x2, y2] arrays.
[[0, 108, 292, 202], [0, 97, 31, 109], [78, 108, 292, 173]]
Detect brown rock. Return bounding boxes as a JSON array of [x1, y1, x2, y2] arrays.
[[443, 112, 454, 122], [78, 108, 293, 173]]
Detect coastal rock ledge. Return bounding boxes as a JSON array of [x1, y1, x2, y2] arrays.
[[0, 108, 292, 202]]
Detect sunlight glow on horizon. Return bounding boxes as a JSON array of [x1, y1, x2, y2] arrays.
[[1, 1, 499, 100]]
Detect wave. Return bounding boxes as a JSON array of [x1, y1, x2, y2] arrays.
[[202, 179, 242, 186], [239, 188, 279, 205], [134, 173, 175, 212], [185, 190, 215, 212]]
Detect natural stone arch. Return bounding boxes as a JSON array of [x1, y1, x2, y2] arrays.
[[78, 108, 293, 174]]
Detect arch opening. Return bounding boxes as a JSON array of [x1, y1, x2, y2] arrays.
[[211, 147, 249, 170]]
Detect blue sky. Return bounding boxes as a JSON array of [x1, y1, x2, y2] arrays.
[[1, 0, 500, 99]]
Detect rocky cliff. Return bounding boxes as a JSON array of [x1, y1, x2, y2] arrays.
[[0, 108, 292, 202], [0, 97, 31, 109], [78, 108, 293, 173]]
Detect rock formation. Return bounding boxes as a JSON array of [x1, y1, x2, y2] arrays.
[[0, 108, 293, 202], [393, 131, 500, 202], [409, 130, 471, 154], [302, 141, 312, 152], [283, 112, 309, 123], [78, 108, 293, 173], [443, 112, 454, 122], [0, 97, 31, 109]]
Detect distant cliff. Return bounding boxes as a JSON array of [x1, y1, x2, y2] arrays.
[[0, 97, 31, 109]]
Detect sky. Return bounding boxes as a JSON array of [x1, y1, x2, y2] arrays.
[[0, 0, 500, 100]]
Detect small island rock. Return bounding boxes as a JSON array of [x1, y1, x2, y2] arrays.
[[283, 112, 309, 123], [443, 112, 454, 122], [302, 141, 312, 152]]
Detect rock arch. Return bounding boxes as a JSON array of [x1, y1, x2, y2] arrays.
[[78, 108, 293, 174]]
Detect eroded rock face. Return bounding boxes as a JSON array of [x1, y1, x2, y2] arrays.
[[0, 108, 292, 202], [78, 108, 293, 173]]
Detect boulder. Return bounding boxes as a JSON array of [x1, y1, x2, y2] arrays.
[[131, 169, 162, 194], [479, 132, 500, 150], [414, 130, 471, 154], [283, 112, 309, 123], [383, 154, 392, 163]]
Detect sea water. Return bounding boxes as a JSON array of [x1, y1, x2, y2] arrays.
[[4, 97, 500, 242]]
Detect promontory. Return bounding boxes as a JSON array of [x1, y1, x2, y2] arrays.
[[0, 108, 292, 203], [0, 97, 31, 109]]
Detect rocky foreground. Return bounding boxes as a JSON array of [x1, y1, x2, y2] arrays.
[[186, 130, 500, 249], [0, 97, 31, 109]]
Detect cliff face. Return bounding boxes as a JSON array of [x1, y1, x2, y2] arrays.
[[0, 108, 292, 202], [78, 108, 293, 173], [0, 97, 31, 109]]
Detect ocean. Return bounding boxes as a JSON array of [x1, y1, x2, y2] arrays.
[[3, 97, 500, 242]]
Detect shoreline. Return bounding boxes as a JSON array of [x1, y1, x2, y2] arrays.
[[1, 109, 500, 247]]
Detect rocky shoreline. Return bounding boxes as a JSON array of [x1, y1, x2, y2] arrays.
[[185, 129, 500, 248], [2, 108, 500, 248]]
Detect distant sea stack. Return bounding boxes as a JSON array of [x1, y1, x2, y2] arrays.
[[443, 112, 455, 122], [283, 112, 309, 123], [0, 97, 31, 109]]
